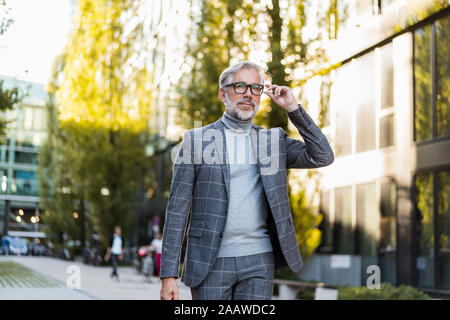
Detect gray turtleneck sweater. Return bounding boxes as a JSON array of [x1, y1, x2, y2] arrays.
[[217, 111, 273, 257]]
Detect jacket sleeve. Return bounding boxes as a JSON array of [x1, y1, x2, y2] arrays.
[[282, 105, 334, 169], [160, 130, 195, 279]]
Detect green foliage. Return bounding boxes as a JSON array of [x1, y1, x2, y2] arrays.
[[261, 0, 290, 130], [338, 283, 432, 300], [295, 287, 316, 300], [0, 1, 22, 141], [38, 0, 153, 248], [288, 183, 323, 262], [0, 80, 22, 139], [274, 266, 300, 281], [175, 0, 258, 128], [256, 0, 330, 129], [290, 283, 432, 300], [0, 0, 13, 36]]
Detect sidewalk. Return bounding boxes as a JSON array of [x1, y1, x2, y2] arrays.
[[0, 256, 192, 300]]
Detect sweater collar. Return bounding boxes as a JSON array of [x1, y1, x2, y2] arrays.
[[221, 111, 253, 131]]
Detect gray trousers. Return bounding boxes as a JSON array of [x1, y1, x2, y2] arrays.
[[190, 251, 275, 300]]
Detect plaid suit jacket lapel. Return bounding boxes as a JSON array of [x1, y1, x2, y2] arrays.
[[212, 119, 230, 199], [251, 126, 285, 223]]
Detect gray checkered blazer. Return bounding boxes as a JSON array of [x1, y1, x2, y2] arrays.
[[160, 106, 334, 288]]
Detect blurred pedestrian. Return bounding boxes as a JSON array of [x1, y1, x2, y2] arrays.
[[149, 232, 162, 277], [104, 226, 123, 281]]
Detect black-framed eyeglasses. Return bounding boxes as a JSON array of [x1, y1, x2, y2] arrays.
[[224, 82, 264, 96]]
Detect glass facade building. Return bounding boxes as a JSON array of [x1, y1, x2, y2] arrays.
[[0, 76, 47, 238], [296, 1, 450, 296]]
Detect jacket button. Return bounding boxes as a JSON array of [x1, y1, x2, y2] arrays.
[[219, 232, 223, 238]]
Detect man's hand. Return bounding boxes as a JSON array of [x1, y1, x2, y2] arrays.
[[264, 83, 298, 112], [160, 277, 180, 300]]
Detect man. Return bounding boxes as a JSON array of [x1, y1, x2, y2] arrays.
[[160, 61, 334, 300], [104, 226, 123, 281]]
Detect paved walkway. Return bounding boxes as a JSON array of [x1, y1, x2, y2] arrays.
[[0, 256, 192, 300]]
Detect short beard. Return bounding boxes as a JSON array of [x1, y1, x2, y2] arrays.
[[224, 93, 259, 121]]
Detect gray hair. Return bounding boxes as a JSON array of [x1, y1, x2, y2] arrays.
[[219, 61, 265, 89]]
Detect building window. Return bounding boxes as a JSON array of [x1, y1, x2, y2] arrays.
[[355, 51, 376, 153], [438, 170, 450, 290], [334, 64, 353, 157], [356, 182, 378, 283], [334, 186, 354, 254], [414, 25, 432, 141], [13, 170, 38, 196], [379, 42, 395, 149], [14, 151, 38, 165], [23, 107, 34, 131], [415, 169, 450, 289], [333, 41, 395, 157], [380, 42, 394, 109], [380, 114, 395, 148], [435, 15, 450, 138], [380, 178, 397, 284], [414, 15, 450, 142], [415, 172, 435, 288], [22, 106, 47, 131]]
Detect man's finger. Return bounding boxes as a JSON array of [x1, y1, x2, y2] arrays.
[[173, 289, 180, 300], [275, 87, 282, 96], [161, 293, 170, 300], [265, 90, 274, 98]]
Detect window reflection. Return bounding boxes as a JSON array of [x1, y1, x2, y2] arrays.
[[381, 42, 394, 109], [356, 182, 378, 284], [438, 170, 450, 289], [14, 151, 38, 165], [415, 172, 435, 288], [334, 64, 353, 157], [435, 15, 450, 138], [414, 25, 432, 141], [355, 51, 376, 153], [335, 186, 354, 254], [380, 114, 395, 148], [380, 179, 397, 284]]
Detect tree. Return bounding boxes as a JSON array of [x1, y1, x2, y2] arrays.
[[260, 0, 331, 263], [175, 0, 259, 128], [0, 0, 23, 140], [0, 0, 13, 37], [38, 0, 153, 248], [0, 80, 21, 139]]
